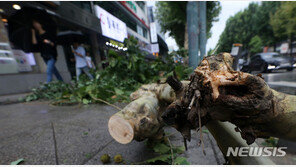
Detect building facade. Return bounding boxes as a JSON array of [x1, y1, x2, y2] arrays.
[[0, 1, 104, 95], [147, 5, 168, 57], [0, 1, 168, 95], [93, 1, 152, 60]]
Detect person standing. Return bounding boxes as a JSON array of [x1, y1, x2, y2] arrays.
[[31, 20, 63, 83], [72, 42, 94, 81]]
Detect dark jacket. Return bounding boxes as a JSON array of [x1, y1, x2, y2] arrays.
[[34, 32, 57, 61]]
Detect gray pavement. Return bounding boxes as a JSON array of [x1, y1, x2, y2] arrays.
[[0, 93, 29, 105], [0, 101, 224, 165]]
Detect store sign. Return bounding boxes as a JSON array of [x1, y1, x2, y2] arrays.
[[150, 22, 158, 43], [12, 50, 32, 72], [94, 5, 127, 43], [280, 43, 289, 54], [151, 43, 159, 53]]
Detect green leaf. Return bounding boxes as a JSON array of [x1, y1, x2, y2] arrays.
[[85, 85, 96, 93], [145, 154, 171, 163], [114, 88, 124, 95], [174, 157, 190, 165], [10, 158, 24, 165], [153, 143, 171, 154], [128, 62, 132, 69], [202, 129, 209, 134], [173, 146, 185, 154], [82, 98, 90, 105], [109, 59, 117, 67], [139, 73, 146, 82]]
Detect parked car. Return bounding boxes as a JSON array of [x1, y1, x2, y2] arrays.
[[241, 52, 293, 73], [237, 58, 248, 71]]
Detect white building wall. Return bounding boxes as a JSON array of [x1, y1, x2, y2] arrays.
[[122, 1, 150, 42], [127, 27, 150, 44]]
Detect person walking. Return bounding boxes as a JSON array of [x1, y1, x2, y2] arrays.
[[31, 20, 63, 83], [72, 42, 94, 81], [85, 50, 96, 70]]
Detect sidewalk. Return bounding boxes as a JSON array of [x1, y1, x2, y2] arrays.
[[0, 93, 29, 105], [0, 101, 224, 165]]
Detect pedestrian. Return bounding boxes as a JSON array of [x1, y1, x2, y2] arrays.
[[31, 20, 63, 83], [72, 42, 94, 81], [85, 50, 96, 70]]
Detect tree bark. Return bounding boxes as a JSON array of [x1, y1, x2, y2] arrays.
[[108, 81, 189, 144], [184, 23, 188, 50]]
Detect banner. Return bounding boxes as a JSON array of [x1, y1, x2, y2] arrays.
[[150, 22, 158, 43], [94, 5, 127, 43]]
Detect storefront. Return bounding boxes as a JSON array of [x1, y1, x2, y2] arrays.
[[0, 14, 19, 74], [0, 1, 102, 95], [94, 4, 159, 65], [94, 5, 128, 68]]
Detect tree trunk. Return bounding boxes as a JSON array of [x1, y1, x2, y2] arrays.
[[184, 23, 188, 50], [206, 121, 275, 165], [108, 81, 189, 144], [289, 37, 293, 61]]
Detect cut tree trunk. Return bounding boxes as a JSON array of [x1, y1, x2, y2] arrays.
[[108, 81, 189, 144]]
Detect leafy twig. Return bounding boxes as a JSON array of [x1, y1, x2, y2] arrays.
[[92, 96, 122, 111]]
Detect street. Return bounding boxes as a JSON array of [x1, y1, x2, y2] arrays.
[[263, 70, 296, 95]]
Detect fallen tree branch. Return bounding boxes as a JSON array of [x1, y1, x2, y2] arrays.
[[108, 52, 295, 148], [162, 53, 296, 145]]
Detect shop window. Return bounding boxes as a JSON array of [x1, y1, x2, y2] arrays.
[[137, 25, 143, 37], [143, 27, 147, 39], [137, 25, 148, 39], [147, 7, 154, 22]]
